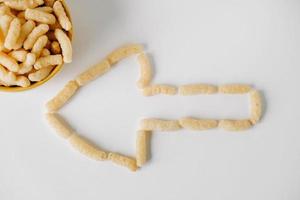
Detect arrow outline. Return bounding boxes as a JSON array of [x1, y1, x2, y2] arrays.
[[45, 44, 263, 172]]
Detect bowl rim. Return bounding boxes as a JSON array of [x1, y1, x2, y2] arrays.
[[0, 0, 73, 92]]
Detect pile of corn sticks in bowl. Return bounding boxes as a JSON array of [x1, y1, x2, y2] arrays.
[[0, 0, 72, 90]]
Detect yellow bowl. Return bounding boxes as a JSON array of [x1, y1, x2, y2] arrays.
[[0, 0, 73, 92]]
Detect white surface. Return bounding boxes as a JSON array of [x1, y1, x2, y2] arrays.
[[1, 0, 300, 199]]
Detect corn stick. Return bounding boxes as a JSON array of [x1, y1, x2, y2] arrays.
[[106, 44, 143, 65], [75, 59, 110, 86], [137, 52, 153, 89], [179, 118, 219, 130], [136, 130, 151, 167], [140, 119, 182, 131], [46, 113, 74, 139], [143, 85, 177, 96], [179, 84, 218, 95], [54, 28, 72, 63], [0, 51, 19, 72], [108, 152, 138, 172], [68, 134, 108, 161], [219, 84, 252, 94], [53, 1, 71, 31], [219, 120, 253, 131], [250, 90, 262, 124], [46, 80, 79, 112]]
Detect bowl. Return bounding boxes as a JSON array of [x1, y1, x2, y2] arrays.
[[0, 0, 73, 92]]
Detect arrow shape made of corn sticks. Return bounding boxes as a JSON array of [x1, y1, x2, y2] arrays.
[[45, 44, 263, 172]]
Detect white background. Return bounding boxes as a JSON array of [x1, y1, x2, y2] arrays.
[[1, 0, 300, 199]]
